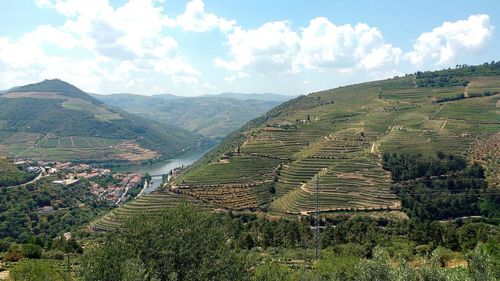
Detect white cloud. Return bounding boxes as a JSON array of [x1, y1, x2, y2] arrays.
[[215, 17, 401, 75], [296, 18, 402, 72], [224, 72, 249, 82], [1, 0, 201, 92], [168, 0, 236, 32], [215, 21, 300, 73], [406, 14, 494, 66]]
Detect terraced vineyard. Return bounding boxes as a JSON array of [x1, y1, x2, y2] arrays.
[[91, 191, 213, 231], [93, 68, 500, 230]]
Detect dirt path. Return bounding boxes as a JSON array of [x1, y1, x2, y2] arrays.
[[464, 82, 470, 98], [82, 137, 92, 146], [440, 119, 448, 132], [16, 145, 34, 157], [0, 270, 9, 280]]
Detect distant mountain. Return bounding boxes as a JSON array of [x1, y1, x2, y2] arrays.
[[0, 79, 203, 162], [206, 92, 293, 101], [93, 93, 292, 139]]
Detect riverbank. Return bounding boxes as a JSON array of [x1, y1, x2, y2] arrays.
[[111, 145, 215, 195]]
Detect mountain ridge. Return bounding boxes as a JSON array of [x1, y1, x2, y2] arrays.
[[0, 79, 203, 162], [93, 92, 292, 139]]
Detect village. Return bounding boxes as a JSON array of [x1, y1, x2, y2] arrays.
[[14, 160, 146, 206]]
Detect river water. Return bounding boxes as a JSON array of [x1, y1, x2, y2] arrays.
[[112, 145, 214, 194]]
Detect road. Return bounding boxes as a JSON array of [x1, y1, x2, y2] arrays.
[[4, 166, 47, 189]]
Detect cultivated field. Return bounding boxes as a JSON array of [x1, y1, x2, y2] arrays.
[[0, 133, 158, 162], [93, 74, 500, 229]]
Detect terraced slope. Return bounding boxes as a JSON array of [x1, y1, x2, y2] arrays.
[[91, 190, 213, 231], [0, 79, 203, 162], [173, 72, 499, 215], [93, 64, 500, 230]]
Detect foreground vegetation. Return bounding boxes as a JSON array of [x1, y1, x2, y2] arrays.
[[9, 204, 497, 280]]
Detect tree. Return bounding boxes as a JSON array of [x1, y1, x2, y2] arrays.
[[467, 245, 496, 281], [10, 260, 71, 281], [80, 204, 249, 281], [20, 243, 42, 259], [144, 172, 152, 183]]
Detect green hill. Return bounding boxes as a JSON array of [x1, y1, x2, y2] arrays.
[[93, 93, 290, 139], [0, 158, 37, 187], [94, 62, 500, 230], [0, 79, 203, 162]]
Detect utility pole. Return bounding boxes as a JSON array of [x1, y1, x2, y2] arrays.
[[66, 253, 70, 274], [314, 175, 320, 261]]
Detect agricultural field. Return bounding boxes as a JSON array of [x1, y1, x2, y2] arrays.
[[94, 71, 499, 230], [0, 133, 158, 162], [91, 191, 212, 231]]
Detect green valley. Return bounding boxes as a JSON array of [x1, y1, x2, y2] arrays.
[[93, 93, 290, 139], [0, 79, 204, 163]]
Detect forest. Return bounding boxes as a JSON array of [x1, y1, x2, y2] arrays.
[[416, 61, 500, 87]]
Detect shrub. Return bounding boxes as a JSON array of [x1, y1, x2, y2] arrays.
[[2, 251, 23, 262], [10, 259, 70, 281], [20, 244, 42, 259]]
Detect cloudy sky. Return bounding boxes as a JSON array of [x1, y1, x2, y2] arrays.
[[0, 0, 499, 96]]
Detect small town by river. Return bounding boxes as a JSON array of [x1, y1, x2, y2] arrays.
[[111, 145, 215, 194]]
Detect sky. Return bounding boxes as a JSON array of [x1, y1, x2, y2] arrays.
[[0, 0, 499, 96]]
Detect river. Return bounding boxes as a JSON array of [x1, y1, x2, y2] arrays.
[[112, 145, 214, 194]]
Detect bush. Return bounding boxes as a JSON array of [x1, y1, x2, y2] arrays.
[[20, 244, 42, 259], [80, 204, 249, 281], [254, 261, 291, 281], [2, 251, 23, 262], [10, 259, 71, 281], [41, 249, 65, 260], [467, 245, 496, 281]]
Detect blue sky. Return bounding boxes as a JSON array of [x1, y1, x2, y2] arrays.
[[0, 0, 499, 96]]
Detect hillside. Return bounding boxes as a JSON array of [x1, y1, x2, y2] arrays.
[[0, 79, 203, 162], [93, 93, 290, 139], [0, 158, 37, 187], [94, 63, 500, 230]]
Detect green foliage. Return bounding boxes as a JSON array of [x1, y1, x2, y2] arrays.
[[383, 153, 489, 221], [9, 79, 100, 103], [0, 179, 111, 243], [253, 260, 291, 281], [0, 79, 205, 160], [10, 259, 71, 281], [0, 159, 37, 187], [95, 93, 286, 139], [416, 61, 500, 87], [316, 251, 361, 280], [355, 247, 392, 281], [382, 152, 467, 182], [20, 243, 42, 259], [80, 205, 249, 281], [467, 245, 496, 281], [435, 93, 466, 103]]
